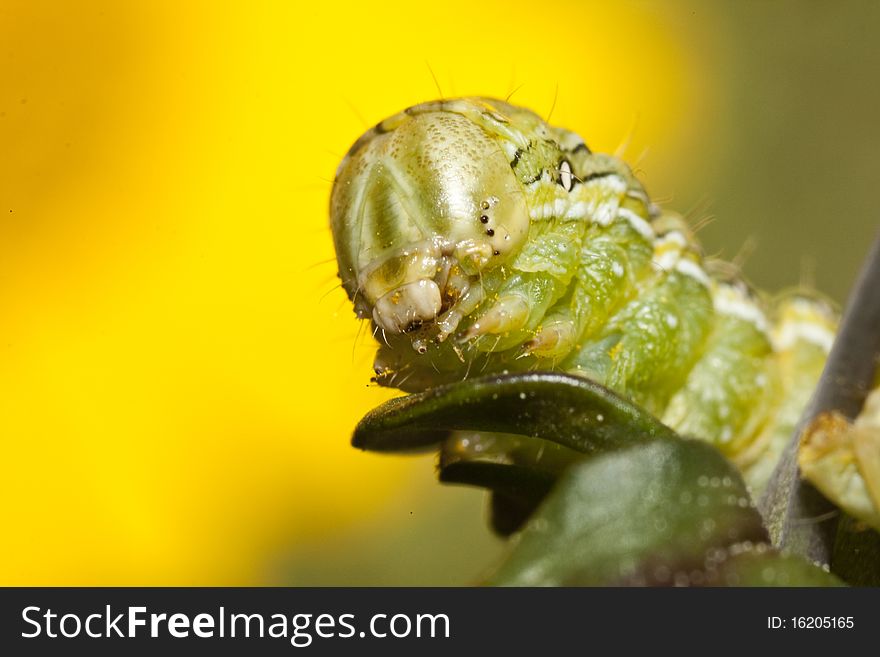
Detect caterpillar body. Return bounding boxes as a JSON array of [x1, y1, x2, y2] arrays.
[[330, 97, 877, 511]]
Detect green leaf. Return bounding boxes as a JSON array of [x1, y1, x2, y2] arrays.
[[487, 439, 774, 586], [488, 493, 544, 537], [827, 515, 880, 586], [353, 372, 676, 453], [439, 432, 583, 536], [705, 551, 843, 587]]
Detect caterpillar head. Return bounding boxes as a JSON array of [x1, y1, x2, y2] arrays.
[[330, 99, 550, 339]]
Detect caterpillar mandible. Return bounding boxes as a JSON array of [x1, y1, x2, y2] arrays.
[[329, 97, 879, 518]]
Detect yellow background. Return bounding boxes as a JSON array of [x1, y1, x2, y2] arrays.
[[2, 1, 877, 584]]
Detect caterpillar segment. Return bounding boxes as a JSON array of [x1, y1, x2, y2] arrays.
[[661, 280, 775, 456], [564, 215, 715, 415], [330, 96, 847, 497], [736, 294, 839, 492]]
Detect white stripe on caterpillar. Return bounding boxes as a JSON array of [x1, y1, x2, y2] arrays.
[[773, 320, 835, 352], [675, 259, 712, 288], [714, 285, 770, 334], [617, 207, 655, 241]]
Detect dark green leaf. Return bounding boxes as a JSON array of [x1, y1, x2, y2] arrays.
[[488, 439, 771, 586], [353, 372, 675, 453], [488, 493, 543, 537], [439, 432, 583, 536], [827, 516, 880, 586]]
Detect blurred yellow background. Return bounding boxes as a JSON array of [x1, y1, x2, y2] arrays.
[[1, 1, 877, 585]]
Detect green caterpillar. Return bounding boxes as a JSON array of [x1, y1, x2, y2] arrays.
[[330, 97, 878, 513]]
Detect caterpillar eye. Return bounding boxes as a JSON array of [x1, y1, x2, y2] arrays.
[[559, 160, 574, 192]]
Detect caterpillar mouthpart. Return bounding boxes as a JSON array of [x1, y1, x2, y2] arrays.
[[371, 279, 442, 334]]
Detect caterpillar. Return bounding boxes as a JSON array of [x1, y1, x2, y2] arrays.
[[329, 97, 879, 515]]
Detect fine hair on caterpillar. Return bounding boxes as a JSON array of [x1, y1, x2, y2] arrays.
[[329, 96, 844, 496]]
